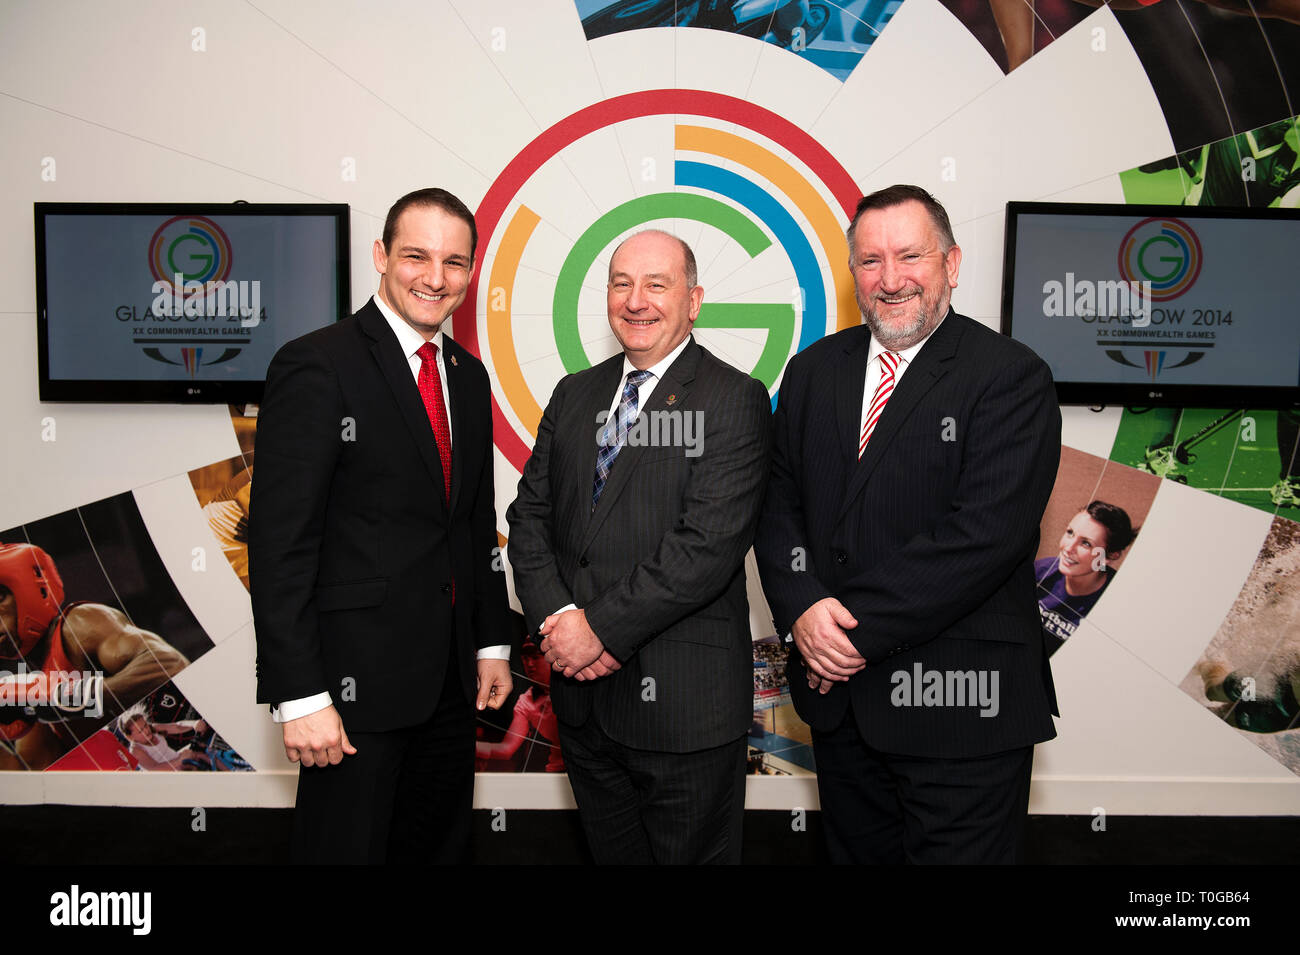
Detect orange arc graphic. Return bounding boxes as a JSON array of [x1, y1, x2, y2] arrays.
[[674, 125, 857, 331], [487, 204, 545, 438]]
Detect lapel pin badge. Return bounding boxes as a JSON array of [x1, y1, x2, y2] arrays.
[[450, 355, 458, 367], [665, 394, 677, 406]]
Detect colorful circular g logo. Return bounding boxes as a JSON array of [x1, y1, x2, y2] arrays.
[[147, 215, 233, 293], [1118, 216, 1202, 302], [454, 89, 861, 472]]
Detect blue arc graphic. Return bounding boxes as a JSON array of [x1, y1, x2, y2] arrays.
[[674, 160, 826, 358]]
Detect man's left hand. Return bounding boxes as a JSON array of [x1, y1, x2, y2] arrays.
[[476, 658, 513, 711], [539, 609, 603, 678]]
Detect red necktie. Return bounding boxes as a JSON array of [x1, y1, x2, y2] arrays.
[[859, 351, 900, 459], [416, 342, 452, 501]]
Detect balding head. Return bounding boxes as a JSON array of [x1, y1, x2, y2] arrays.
[[606, 230, 704, 370], [609, 230, 697, 289]]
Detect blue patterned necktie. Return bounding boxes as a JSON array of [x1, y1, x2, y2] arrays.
[[592, 369, 653, 510]]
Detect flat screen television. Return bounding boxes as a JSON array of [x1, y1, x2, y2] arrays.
[[35, 202, 350, 403], [1001, 201, 1300, 407]]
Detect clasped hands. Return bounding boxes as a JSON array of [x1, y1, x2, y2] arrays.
[[792, 597, 865, 695], [537, 599, 864, 691], [539, 608, 621, 682]]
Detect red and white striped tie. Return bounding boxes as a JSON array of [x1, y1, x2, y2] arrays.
[[859, 351, 900, 459]]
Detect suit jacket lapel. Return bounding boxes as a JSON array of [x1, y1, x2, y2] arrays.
[[838, 311, 963, 522], [581, 339, 701, 551], [577, 356, 625, 539], [443, 339, 467, 518], [834, 325, 872, 469], [359, 303, 449, 516]]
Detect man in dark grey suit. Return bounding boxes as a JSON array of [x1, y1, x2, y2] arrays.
[[755, 185, 1061, 864], [507, 230, 770, 864]]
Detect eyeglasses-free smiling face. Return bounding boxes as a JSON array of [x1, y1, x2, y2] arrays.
[[850, 199, 961, 351], [1057, 511, 1113, 582], [606, 231, 703, 370], [373, 205, 474, 340]]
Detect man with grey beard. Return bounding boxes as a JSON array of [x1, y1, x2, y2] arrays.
[[755, 184, 1062, 864]]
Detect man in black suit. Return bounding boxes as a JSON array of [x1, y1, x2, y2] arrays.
[[755, 185, 1061, 864], [506, 230, 770, 864], [250, 188, 512, 864]]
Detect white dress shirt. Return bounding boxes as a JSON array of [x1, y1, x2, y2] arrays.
[[271, 295, 508, 725], [605, 333, 692, 419], [858, 317, 945, 439], [373, 293, 454, 446]]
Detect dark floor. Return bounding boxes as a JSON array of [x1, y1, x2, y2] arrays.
[[6, 806, 1297, 865]]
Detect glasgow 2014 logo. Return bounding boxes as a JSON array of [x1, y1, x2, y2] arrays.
[[454, 89, 862, 474], [135, 215, 260, 374], [1117, 216, 1203, 302], [147, 215, 234, 294]]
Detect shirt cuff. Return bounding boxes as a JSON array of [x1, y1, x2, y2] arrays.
[[271, 692, 332, 724], [551, 603, 578, 617], [476, 645, 511, 661]]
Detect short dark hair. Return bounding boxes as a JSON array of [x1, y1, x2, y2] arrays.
[[609, 229, 698, 288], [847, 184, 956, 253], [1084, 500, 1139, 554], [382, 187, 477, 260]]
